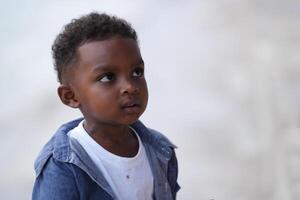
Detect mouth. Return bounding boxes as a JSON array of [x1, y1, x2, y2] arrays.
[[121, 100, 141, 114]]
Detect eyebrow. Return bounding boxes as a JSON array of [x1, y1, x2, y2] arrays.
[[91, 58, 144, 73]]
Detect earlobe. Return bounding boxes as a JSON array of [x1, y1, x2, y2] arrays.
[[57, 85, 80, 108]]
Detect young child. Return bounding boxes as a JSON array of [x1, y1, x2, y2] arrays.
[[32, 12, 180, 200]]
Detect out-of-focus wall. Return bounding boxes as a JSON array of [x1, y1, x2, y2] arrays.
[[0, 0, 299, 199]]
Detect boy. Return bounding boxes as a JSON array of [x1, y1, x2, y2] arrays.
[[32, 12, 180, 200]]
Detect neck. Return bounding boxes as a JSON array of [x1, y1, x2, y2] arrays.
[[83, 120, 139, 157], [83, 120, 131, 143], [82, 119, 139, 157]]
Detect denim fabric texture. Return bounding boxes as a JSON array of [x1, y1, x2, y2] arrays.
[[32, 118, 180, 200]]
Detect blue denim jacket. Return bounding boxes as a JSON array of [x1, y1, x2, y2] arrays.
[[32, 118, 180, 200]]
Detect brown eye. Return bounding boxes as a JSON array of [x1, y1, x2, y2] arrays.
[[99, 73, 114, 82], [132, 68, 144, 77]]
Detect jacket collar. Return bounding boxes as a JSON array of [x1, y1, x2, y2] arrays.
[[45, 118, 176, 162]]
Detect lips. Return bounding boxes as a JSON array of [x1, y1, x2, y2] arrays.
[[121, 100, 141, 114]]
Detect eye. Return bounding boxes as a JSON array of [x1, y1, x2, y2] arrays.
[[99, 73, 115, 83], [132, 67, 144, 77]]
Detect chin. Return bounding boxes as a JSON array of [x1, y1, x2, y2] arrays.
[[122, 118, 140, 125], [120, 114, 142, 125]]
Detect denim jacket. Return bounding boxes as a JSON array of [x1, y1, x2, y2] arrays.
[[32, 118, 180, 200]]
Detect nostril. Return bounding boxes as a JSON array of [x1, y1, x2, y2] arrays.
[[122, 87, 138, 94], [121, 81, 138, 94]]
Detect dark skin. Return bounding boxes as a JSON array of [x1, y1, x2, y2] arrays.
[[58, 37, 148, 157]]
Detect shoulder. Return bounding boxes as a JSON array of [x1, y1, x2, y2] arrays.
[[132, 121, 181, 197], [32, 156, 80, 200], [34, 118, 83, 177]]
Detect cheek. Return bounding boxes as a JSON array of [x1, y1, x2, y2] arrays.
[[94, 90, 117, 106], [141, 81, 149, 101], [84, 88, 115, 107]]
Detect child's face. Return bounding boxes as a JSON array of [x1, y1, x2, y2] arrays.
[[70, 37, 148, 126]]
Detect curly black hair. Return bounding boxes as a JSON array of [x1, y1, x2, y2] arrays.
[[52, 12, 138, 83]]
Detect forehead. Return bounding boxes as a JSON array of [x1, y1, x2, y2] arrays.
[[76, 37, 141, 69]]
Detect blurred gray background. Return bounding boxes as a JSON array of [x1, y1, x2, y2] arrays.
[[0, 0, 299, 199]]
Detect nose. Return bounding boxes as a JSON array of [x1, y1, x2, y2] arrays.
[[120, 78, 138, 95]]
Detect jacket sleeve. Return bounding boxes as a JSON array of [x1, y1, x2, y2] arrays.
[[168, 149, 181, 199], [32, 157, 80, 200]]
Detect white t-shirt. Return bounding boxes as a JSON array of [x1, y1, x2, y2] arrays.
[[68, 120, 153, 200]]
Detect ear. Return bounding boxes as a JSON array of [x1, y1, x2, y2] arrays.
[[57, 85, 80, 108]]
